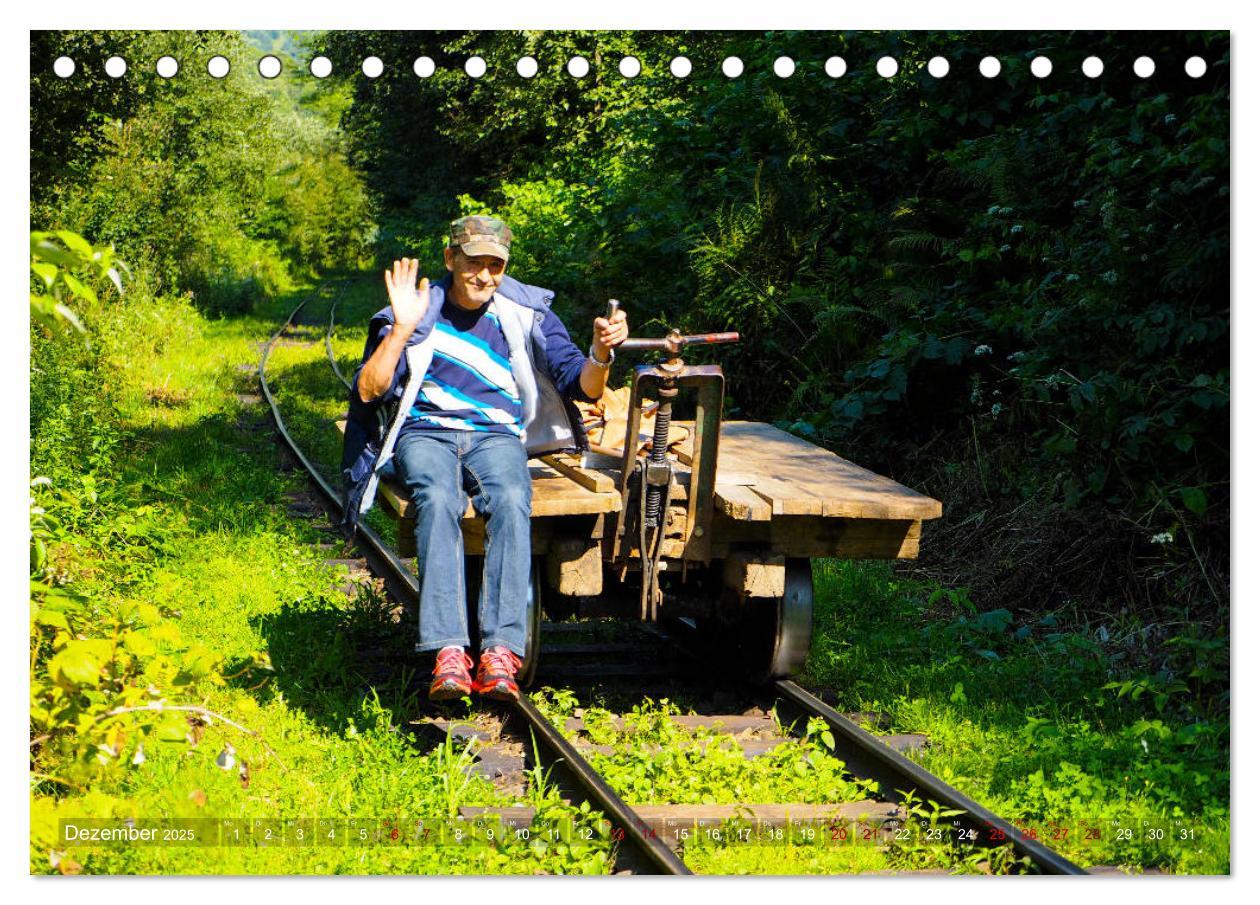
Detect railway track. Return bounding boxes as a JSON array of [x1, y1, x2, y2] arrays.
[[257, 287, 1087, 876]]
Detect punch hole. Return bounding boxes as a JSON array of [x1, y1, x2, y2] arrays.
[[1082, 56, 1104, 78], [465, 56, 487, 78], [309, 56, 332, 78], [207, 56, 230, 79], [824, 56, 847, 78], [927, 56, 949, 78], [1031, 56, 1052, 78], [876, 56, 898, 78], [670, 56, 692, 78], [53, 56, 75, 78], [773, 56, 795, 78], [361, 56, 384, 79], [105, 56, 127, 78], [414, 57, 436, 78], [258, 55, 281, 79], [1134, 56, 1155, 78], [619, 56, 641, 78], [1185, 56, 1207, 78], [156, 56, 179, 79], [722, 56, 743, 78], [979, 56, 1001, 78], [567, 56, 590, 78], [516, 56, 538, 78]]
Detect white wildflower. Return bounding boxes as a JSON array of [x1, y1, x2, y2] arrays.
[[1151, 532, 1173, 545], [974, 344, 993, 357]]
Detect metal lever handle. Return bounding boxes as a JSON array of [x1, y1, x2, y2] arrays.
[[619, 331, 741, 353]]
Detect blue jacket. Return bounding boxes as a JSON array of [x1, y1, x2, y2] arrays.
[[340, 273, 594, 533]]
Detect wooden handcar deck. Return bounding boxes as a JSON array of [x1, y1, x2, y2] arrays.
[[339, 419, 941, 561], [678, 421, 941, 522]]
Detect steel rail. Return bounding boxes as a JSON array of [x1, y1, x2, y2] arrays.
[[512, 695, 693, 874], [325, 280, 353, 391], [771, 680, 1087, 875], [261, 296, 690, 875]]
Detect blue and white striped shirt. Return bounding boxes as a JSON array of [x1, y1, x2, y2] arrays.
[[397, 298, 523, 438]]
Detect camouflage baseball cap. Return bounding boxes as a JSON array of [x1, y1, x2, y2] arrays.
[[448, 215, 512, 262]]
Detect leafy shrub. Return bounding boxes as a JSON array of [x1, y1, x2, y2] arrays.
[[33, 30, 372, 316]]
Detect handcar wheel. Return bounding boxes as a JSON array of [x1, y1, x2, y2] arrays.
[[735, 558, 814, 683], [517, 557, 543, 688]]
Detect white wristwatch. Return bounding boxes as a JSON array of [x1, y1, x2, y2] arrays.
[[588, 344, 614, 368]]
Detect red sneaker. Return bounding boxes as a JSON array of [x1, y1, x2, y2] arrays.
[[429, 646, 473, 701], [473, 646, 522, 701]]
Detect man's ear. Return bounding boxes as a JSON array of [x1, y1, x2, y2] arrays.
[[443, 247, 456, 272]]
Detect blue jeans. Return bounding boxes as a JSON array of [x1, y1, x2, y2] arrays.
[[385, 429, 532, 658]]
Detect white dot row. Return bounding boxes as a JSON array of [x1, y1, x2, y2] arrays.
[[51, 53, 1213, 81]]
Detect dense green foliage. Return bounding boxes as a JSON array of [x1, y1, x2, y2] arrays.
[[319, 29, 1228, 617], [32, 30, 373, 314]]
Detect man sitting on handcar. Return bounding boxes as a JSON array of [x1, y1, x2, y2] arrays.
[[341, 216, 628, 701]]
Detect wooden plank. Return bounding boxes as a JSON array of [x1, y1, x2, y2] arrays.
[[709, 516, 923, 560], [713, 484, 773, 522], [768, 517, 921, 559], [533, 477, 621, 516], [724, 552, 786, 598], [676, 420, 941, 521], [540, 452, 617, 493], [730, 422, 941, 519], [459, 518, 553, 556], [545, 538, 603, 596], [376, 476, 415, 518]]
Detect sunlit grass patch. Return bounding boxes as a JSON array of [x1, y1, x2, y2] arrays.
[[802, 559, 1230, 874]]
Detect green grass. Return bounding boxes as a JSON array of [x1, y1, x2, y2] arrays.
[[800, 559, 1229, 874], [531, 692, 878, 807]]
